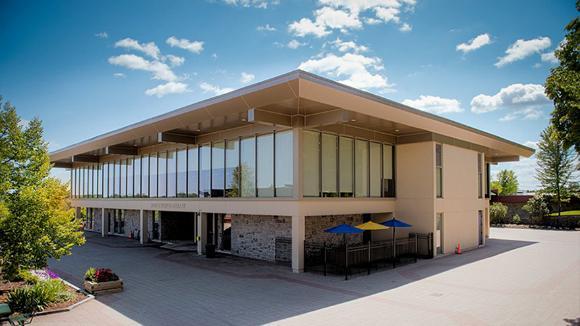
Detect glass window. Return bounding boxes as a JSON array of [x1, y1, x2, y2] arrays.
[[150, 153, 158, 197], [187, 146, 199, 197], [199, 145, 211, 197], [339, 137, 354, 197], [275, 131, 293, 197], [127, 158, 134, 197], [119, 159, 126, 197], [240, 137, 256, 197], [158, 151, 167, 198], [382, 144, 395, 197], [167, 150, 177, 198], [355, 139, 369, 197], [212, 141, 225, 197], [321, 133, 337, 197], [142, 155, 149, 197], [177, 149, 187, 197], [96, 164, 102, 198], [134, 157, 141, 197], [370, 142, 381, 197], [79, 167, 84, 198], [257, 134, 274, 197], [303, 131, 320, 197], [225, 139, 240, 197], [478, 153, 483, 198], [109, 161, 115, 197], [70, 168, 75, 198], [103, 163, 108, 198], [436, 144, 443, 198], [87, 165, 93, 198]]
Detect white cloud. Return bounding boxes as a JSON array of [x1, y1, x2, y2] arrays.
[[399, 23, 412, 32], [145, 82, 189, 98], [298, 52, 392, 91], [540, 51, 558, 64], [199, 82, 234, 96], [257, 24, 276, 32], [240, 72, 255, 83], [470, 83, 551, 121], [113, 72, 126, 78], [495, 37, 551, 67], [456, 33, 491, 53], [115, 38, 161, 60], [166, 36, 204, 54], [402, 95, 463, 114], [315, 6, 362, 31], [374, 7, 400, 23], [166, 54, 185, 67], [95, 32, 108, 39], [289, 18, 331, 38], [108, 54, 177, 82], [330, 38, 368, 53], [287, 39, 306, 49], [223, 0, 278, 8]]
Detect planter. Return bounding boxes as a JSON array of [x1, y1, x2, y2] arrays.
[[83, 279, 123, 295]]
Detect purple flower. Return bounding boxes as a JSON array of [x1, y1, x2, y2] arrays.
[[45, 268, 60, 279]]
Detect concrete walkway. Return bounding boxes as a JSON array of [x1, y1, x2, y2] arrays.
[[35, 228, 580, 326]]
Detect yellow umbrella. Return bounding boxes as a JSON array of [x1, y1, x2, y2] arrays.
[[355, 221, 389, 231]]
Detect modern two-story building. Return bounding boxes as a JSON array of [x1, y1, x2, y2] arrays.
[[50, 70, 534, 272]]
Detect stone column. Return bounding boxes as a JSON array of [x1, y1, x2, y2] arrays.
[[101, 208, 107, 237], [291, 214, 305, 273], [197, 212, 207, 255], [139, 210, 148, 245]]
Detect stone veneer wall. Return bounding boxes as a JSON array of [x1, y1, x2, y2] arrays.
[[231, 215, 291, 262], [305, 214, 364, 245], [93, 208, 102, 233], [124, 209, 140, 238]]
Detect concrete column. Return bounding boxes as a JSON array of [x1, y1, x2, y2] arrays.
[[291, 214, 305, 273], [197, 212, 207, 255], [101, 208, 107, 237], [139, 210, 148, 244]]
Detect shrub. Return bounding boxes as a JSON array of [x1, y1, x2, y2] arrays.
[[84, 267, 119, 283], [490, 203, 508, 225], [512, 214, 521, 224], [17, 270, 40, 285], [523, 195, 549, 225], [40, 279, 73, 303], [8, 285, 50, 314], [84, 267, 96, 282]]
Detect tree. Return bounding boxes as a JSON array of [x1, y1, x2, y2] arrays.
[[544, 3, 580, 153], [535, 125, 577, 217], [0, 98, 85, 279], [492, 170, 519, 195], [523, 195, 549, 225], [489, 202, 508, 225]]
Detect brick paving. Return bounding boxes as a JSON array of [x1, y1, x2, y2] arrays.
[[34, 229, 580, 326]]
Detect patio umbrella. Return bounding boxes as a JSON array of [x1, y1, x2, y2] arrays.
[[382, 218, 412, 268], [324, 224, 363, 280], [355, 221, 389, 274]]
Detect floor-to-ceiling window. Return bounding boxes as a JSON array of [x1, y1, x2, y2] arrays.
[[120, 159, 127, 197], [127, 158, 134, 197], [134, 157, 141, 197], [200, 145, 211, 197], [257, 134, 274, 197], [150, 153, 158, 198], [141, 155, 149, 197], [103, 163, 109, 198], [339, 136, 354, 197], [240, 137, 256, 197], [303, 131, 320, 197], [167, 150, 177, 198], [370, 142, 381, 197], [211, 141, 225, 197], [436, 144, 443, 198], [158, 152, 167, 197], [225, 139, 239, 197], [109, 161, 115, 197], [275, 130, 293, 197], [355, 139, 369, 197], [187, 146, 199, 197], [321, 133, 337, 197], [383, 144, 395, 197], [177, 148, 187, 197]]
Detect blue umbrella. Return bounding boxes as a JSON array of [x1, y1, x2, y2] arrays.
[[324, 224, 362, 280], [382, 218, 412, 267]]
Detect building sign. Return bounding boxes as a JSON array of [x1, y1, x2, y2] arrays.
[[150, 202, 187, 210]]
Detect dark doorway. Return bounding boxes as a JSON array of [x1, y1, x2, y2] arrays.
[[160, 211, 196, 242]]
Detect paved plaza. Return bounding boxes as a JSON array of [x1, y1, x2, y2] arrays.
[[34, 228, 580, 326]]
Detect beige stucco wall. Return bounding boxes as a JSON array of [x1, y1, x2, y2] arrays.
[[435, 144, 487, 253]]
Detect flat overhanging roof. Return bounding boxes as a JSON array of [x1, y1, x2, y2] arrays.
[[50, 70, 534, 166]]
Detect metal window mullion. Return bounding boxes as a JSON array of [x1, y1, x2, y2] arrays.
[[273, 131, 277, 198], [336, 135, 339, 197], [254, 135, 258, 198], [223, 140, 226, 197]]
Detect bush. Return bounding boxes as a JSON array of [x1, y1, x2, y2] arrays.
[[84, 267, 119, 283], [512, 214, 521, 224], [17, 270, 40, 285], [40, 279, 73, 303], [490, 203, 508, 225], [523, 195, 550, 225], [7, 279, 73, 313]]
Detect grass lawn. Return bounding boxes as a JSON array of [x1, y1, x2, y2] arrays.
[[548, 210, 580, 217]]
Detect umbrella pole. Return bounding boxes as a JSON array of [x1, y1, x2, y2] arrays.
[[344, 234, 348, 281], [368, 240, 371, 275], [392, 227, 396, 268]]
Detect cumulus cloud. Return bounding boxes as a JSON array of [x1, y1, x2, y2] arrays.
[[199, 82, 234, 96], [287, 39, 306, 49], [166, 54, 185, 67], [240, 72, 255, 83], [145, 82, 189, 98], [470, 83, 551, 121], [330, 38, 368, 53], [289, 18, 331, 38], [108, 54, 177, 82], [113, 72, 126, 78], [257, 24, 276, 32], [540, 51, 558, 64], [399, 23, 412, 32], [495, 37, 551, 67], [299, 52, 392, 91], [456, 33, 491, 53], [95, 32, 108, 39], [498, 107, 543, 122], [115, 38, 161, 59], [402, 95, 463, 114], [223, 0, 279, 8], [166, 36, 204, 54]]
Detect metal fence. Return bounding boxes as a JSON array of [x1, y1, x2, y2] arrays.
[[412, 232, 434, 259]]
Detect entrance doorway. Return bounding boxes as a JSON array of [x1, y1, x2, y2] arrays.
[[206, 213, 232, 252], [478, 210, 484, 246], [436, 213, 443, 255]]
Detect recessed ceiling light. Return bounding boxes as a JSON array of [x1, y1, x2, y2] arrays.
[[241, 118, 247, 121], [395, 129, 400, 132], [350, 119, 357, 122]]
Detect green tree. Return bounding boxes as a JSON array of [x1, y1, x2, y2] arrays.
[[535, 125, 577, 216], [523, 195, 550, 225], [0, 98, 85, 279], [544, 3, 580, 153], [493, 170, 519, 195], [489, 202, 508, 225]]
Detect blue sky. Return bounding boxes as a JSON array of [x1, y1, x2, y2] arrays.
[[0, 0, 576, 190]]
